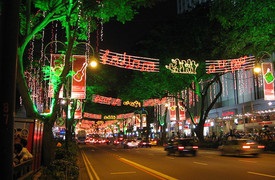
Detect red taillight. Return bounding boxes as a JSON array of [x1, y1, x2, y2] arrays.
[[193, 146, 199, 149], [178, 146, 184, 150], [258, 145, 265, 149]]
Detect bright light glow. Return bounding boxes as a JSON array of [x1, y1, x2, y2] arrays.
[[254, 63, 261, 73], [90, 60, 98, 68]]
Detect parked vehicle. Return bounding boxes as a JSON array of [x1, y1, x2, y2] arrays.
[[164, 138, 198, 156], [218, 138, 265, 157]]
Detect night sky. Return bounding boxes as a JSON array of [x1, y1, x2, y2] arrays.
[[97, 0, 177, 54]]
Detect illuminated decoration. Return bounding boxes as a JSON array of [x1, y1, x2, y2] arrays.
[[100, 49, 159, 72], [48, 54, 88, 99], [74, 99, 82, 119], [143, 98, 167, 107], [71, 55, 88, 99], [165, 58, 199, 74], [103, 115, 116, 120], [117, 113, 134, 119], [92, 94, 122, 106], [206, 56, 255, 74], [83, 112, 102, 120], [261, 62, 275, 100], [123, 100, 141, 108], [48, 54, 65, 98]]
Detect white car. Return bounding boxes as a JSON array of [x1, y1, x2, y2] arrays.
[[123, 139, 139, 148]]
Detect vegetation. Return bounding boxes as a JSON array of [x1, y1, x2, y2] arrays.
[[16, 0, 163, 167]]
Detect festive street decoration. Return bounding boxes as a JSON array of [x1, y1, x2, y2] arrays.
[[261, 62, 275, 100], [143, 98, 167, 107], [117, 112, 135, 119], [83, 112, 102, 120], [71, 55, 88, 99], [100, 49, 159, 72], [92, 94, 122, 106], [205, 56, 255, 74], [123, 100, 141, 108], [165, 58, 199, 74]]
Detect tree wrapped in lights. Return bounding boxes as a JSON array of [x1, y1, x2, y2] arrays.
[[16, 0, 161, 167]]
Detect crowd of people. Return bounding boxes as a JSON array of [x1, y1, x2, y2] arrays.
[[13, 135, 33, 166]]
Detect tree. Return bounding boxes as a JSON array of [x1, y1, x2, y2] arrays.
[[209, 0, 275, 57], [119, 2, 223, 142], [16, 0, 162, 167]]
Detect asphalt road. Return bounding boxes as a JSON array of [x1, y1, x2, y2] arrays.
[[78, 143, 275, 180]]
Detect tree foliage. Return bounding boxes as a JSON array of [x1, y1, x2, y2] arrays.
[[16, 0, 163, 167], [210, 0, 275, 57]]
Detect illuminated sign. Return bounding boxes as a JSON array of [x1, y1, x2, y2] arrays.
[[262, 62, 275, 100], [100, 49, 159, 72], [117, 113, 135, 119], [83, 112, 102, 120], [103, 115, 116, 120], [165, 58, 199, 74], [123, 100, 141, 108], [143, 98, 167, 107], [205, 56, 255, 74], [92, 94, 122, 106]]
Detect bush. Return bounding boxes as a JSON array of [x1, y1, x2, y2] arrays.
[[41, 141, 79, 179]]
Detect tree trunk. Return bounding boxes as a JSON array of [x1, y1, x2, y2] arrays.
[[42, 120, 56, 166], [194, 125, 204, 142]]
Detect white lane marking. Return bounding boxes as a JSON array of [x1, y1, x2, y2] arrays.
[[193, 161, 208, 165], [110, 171, 136, 175], [248, 171, 275, 178]]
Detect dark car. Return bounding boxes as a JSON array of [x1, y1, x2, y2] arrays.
[[138, 140, 151, 148], [164, 138, 198, 156], [218, 138, 265, 157]]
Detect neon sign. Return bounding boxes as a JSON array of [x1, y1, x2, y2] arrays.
[[205, 56, 255, 74], [83, 112, 102, 120], [123, 100, 141, 108], [165, 58, 199, 74], [92, 94, 121, 106], [100, 49, 159, 72]]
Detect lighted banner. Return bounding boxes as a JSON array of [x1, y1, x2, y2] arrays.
[[83, 112, 102, 120], [74, 99, 83, 119], [168, 98, 185, 121], [205, 56, 255, 73], [48, 54, 65, 98], [165, 58, 199, 74], [143, 98, 167, 107], [100, 49, 159, 72], [71, 55, 87, 99], [262, 62, 275, 100], [117, 113, 134, 119], [92, 94, 122, 106]]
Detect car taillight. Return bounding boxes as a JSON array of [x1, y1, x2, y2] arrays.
[[258, 145, 265, 149], [193, 146, 198, 149], [178, 146, 184, 150], [242, 145, 250, 149]]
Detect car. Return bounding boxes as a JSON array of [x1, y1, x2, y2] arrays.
[[123, 139, 139, 148], [218, 138, 265, 157], [150, 139, 158, 146], [164, 138, 198, 156], [138, 140, 151, 148]]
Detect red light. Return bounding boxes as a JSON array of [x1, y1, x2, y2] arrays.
[[193, 146, 199, 149], [178, 146, 184, 150], [258, 145, 265, 149]]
